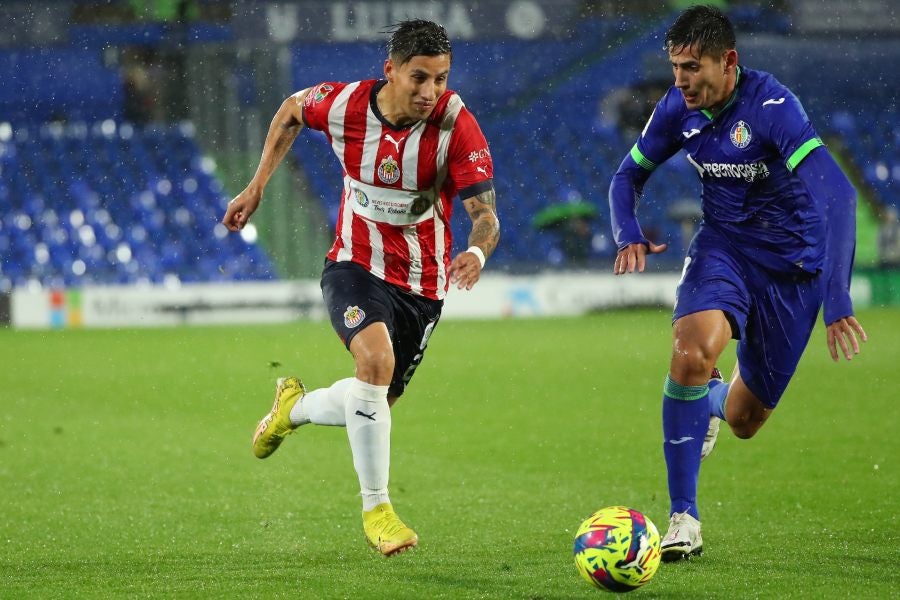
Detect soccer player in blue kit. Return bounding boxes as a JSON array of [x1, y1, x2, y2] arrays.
[[609, 6, 867, 562]]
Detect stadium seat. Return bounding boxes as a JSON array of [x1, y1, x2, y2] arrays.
[[0, 121, 276, 290]]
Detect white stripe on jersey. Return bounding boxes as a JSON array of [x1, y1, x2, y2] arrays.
[[431, 94, 464, 293], [401, 121, 426, 190], [359, 101, 381, 184], [327, 82, 361, 167], [366, 219, 386, 280], [337, 176, 354, 262], [404, 227, 424, 295]]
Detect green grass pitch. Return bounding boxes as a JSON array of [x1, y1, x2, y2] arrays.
[[1, 308, 897, 598]]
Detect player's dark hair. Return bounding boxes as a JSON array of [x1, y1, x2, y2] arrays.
[[386, 19, 452, 65], [664, 5, 736, 59]]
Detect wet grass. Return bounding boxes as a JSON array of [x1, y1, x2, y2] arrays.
[[1, 307, 897, 598]]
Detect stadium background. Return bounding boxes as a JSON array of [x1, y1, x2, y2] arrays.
[[1, 2, 899, 598], [1, 0, 898, 326]]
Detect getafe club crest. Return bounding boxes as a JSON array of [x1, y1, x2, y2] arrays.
[[343, 305, 365, 328], [377, 155, 401, 185], [730, 120, 752, 149]]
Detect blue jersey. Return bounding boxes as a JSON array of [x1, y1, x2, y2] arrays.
[[625, 66, 825, 275]]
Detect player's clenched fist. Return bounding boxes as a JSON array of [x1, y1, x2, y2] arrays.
[[222, 189, 262, 231]]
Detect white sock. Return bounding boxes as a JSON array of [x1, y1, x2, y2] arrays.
[[345, 378, 391, 511], [291, 378, 353, 426]]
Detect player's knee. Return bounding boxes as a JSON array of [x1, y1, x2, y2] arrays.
[[730, 423, 760, 440], [727, 412, 764, 439], [669, 343, 717, 384], [354, 348, 395, 385]]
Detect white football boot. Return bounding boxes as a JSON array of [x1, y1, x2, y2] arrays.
[[700, 367, 724, 462], [660, 511, 703, 562], [700, 417, 720, 461]]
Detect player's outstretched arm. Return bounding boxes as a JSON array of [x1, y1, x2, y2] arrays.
[[794, 146, 868, 360], [448, 188, 499, 290], [222, 89, 311, 231]]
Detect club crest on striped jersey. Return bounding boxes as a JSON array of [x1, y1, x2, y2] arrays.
[[377, 155, 401, 184], [343, 305, 365, 328], [730, 120, 752, 149]]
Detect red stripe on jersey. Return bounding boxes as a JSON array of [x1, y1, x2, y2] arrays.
[[378, 221, 412, 292], [416, 119, 440, 190], [416, 216, 440, 296], [350, 209, 373, 269], [330, 189, 348, 257]]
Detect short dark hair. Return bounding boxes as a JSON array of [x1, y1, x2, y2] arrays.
[[664, 5, 736, 59], [386, 19, 452, 65]]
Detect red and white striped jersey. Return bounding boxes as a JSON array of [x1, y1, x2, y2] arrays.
[[302, 79, 493, 301]]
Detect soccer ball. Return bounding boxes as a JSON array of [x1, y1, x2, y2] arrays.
[[573, 506, 661, 592]]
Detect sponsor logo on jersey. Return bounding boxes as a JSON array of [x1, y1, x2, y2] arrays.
[[686, 153, 770, 182], [682, 128, 701, 139], [730, 120, 752, 149], [762, 97, 785, 107], [354, 188, 369, 207], [343, 305, 365, 328], [314, 84, 334, 103], [377, 155, 401, 185], [468, 147, 491, 162]]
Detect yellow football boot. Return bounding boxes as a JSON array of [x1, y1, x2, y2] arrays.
[[362, 503, 418, 556], [251, 377, 306, 459]]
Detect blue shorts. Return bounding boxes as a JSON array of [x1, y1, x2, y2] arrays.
[[672, 226, 822, 408], [320, 260, 443, 398]]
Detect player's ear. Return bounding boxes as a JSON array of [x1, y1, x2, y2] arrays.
[[384, 58, 394, 83], [723, 49, 738, 73]]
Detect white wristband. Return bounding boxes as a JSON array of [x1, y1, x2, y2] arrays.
[[466, 246, 486, 268]]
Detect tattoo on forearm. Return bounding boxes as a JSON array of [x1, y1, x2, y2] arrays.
[[466, 189, 500, 257]]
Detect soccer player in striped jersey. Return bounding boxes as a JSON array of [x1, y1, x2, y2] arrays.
[[223, 19, 499, 556], [608, 6, 867, 562]]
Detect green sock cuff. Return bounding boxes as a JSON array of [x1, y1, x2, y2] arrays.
[[664, 375, 709, 401]]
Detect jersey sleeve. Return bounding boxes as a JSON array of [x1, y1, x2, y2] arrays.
[[608, 90, 683, 248], [795, 146, 857, 324], [300, 82, 343, 132], [447, 107, 494, 199], [630, 88, 685, 172], [762, 89, 824, 171]]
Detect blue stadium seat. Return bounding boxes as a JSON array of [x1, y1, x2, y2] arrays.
[[1, 121, 277, 288]]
